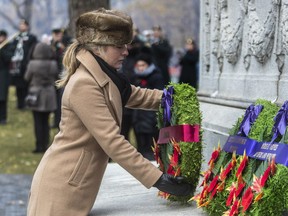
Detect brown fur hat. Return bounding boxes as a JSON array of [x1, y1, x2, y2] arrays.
[[76, 8, 133, 46]]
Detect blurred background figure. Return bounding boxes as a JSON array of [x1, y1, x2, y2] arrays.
[[24, 42, 58, 153], [142, 29, 154, 47], [132, 52, 164, 160], [41, 34, 52, 45], [151, 25, 173, 86], [169, 48, 184, 83], [178, 38, 199, 90], [0, 30, 14, 125], [50, 28, 67, 129], [10, 19, 37, 110]]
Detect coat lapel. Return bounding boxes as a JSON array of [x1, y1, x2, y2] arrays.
[[76, 49, 122, 126]]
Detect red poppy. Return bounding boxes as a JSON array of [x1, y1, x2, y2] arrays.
[[208, 145, 221, 167], [167, 164, 175, 175], [232, 199, 241, 215], [236, 151, 248, 179], [220, 162, 233, 181], [241, 187, 254, 212], [158, 191, 170, 199], [260, 166, 271, 187], [225, 199, 240, 216], [200, 170, 212, 186], [210, 184, 218, 199], [226, 186, 236, 207], [235, 182, 245, 197], [207, 175, 219, 193], [191, 184, 208, 206]]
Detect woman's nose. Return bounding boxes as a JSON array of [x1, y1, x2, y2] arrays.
[[123, 45, 128, 56]]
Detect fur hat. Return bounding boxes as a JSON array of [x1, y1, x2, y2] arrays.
[[76, 8, 133, 46]]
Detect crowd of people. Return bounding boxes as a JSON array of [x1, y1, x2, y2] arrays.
[[0, 19, 72, 153], [0, 17, 199, 158]]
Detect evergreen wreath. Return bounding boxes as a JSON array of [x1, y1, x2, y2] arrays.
[[153, 83, 203, 202], [192, 99, 288, 215]]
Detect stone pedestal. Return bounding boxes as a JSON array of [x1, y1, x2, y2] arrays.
[[199, 0, 288, 165]]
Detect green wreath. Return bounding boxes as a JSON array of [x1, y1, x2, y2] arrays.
[[154, 83, 203, 202], [193, 99, 288, 215]]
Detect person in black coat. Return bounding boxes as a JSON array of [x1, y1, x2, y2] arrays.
[[0, 30, 14, 124], [10, 19, 37, 110], [132, 52, 164, 160], [50, 28, 72, 129], [179, 38, 199, 89], [151, 25, 173, 86]]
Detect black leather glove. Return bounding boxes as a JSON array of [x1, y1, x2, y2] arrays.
[[153, 174, 193, 196]]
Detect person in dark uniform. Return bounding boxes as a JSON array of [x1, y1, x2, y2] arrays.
[[10, 19, 37, 110], [0, 30, 14, 124]]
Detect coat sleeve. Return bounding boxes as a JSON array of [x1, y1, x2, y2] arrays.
[[69, 76, 162, 188], [24, 62, 33, 82], [125, 85, 163, 110]]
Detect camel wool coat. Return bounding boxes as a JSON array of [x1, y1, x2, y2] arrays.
[[27, 49, 163, 216]]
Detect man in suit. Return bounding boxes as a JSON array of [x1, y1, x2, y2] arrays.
[[10, 19, 37, 110]]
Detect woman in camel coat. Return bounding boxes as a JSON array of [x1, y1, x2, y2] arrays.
[[27, 8, 192, 216]]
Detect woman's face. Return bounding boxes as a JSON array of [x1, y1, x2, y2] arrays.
[[97, 45, 128, 70]]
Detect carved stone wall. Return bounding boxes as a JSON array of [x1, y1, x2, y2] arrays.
[[199, 0, 288, 169]]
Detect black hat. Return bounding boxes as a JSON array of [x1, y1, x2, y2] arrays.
[[0, 30, 7, 37], [136, 53, 152, 65], [52, 28, 63, 34]]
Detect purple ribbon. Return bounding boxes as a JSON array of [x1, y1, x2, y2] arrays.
[[270, 101, 288, 143], [237, 104, 263, 137], [161, 86, 174, 126], [223, 135, 288, 166]]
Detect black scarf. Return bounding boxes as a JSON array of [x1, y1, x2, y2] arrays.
[[91, 52, 132, 107]]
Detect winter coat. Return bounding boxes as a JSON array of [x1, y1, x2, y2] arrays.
[[0, 43, 13, 101], [179, 49, 199, 89], [151, 38, 172, 84], [24, 42, 58, 112], [10, 32, 37, 87], [133, 65, 164, 134], [27, 49, 163, 216]]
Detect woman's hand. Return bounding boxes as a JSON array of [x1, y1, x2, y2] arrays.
[[153, 174, 193, 196]]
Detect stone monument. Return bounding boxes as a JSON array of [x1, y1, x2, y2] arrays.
[[198, 0, 288, 169]]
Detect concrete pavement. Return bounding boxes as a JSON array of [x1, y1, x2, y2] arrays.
[[0, 162, 207, 216]]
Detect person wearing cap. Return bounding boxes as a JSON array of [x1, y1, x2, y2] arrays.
[[27, 8, 193, 216], [10, 19, 37, 110], [151, 25, 173, 85], [50, 28, 72, 129], [179, 38, 199, 89], [0, 30, 14, 124], [132, 52, 164, 160]]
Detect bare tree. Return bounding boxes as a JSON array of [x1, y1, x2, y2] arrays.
[[67, 0, 110, 37], [0, 0, 34, 30]]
